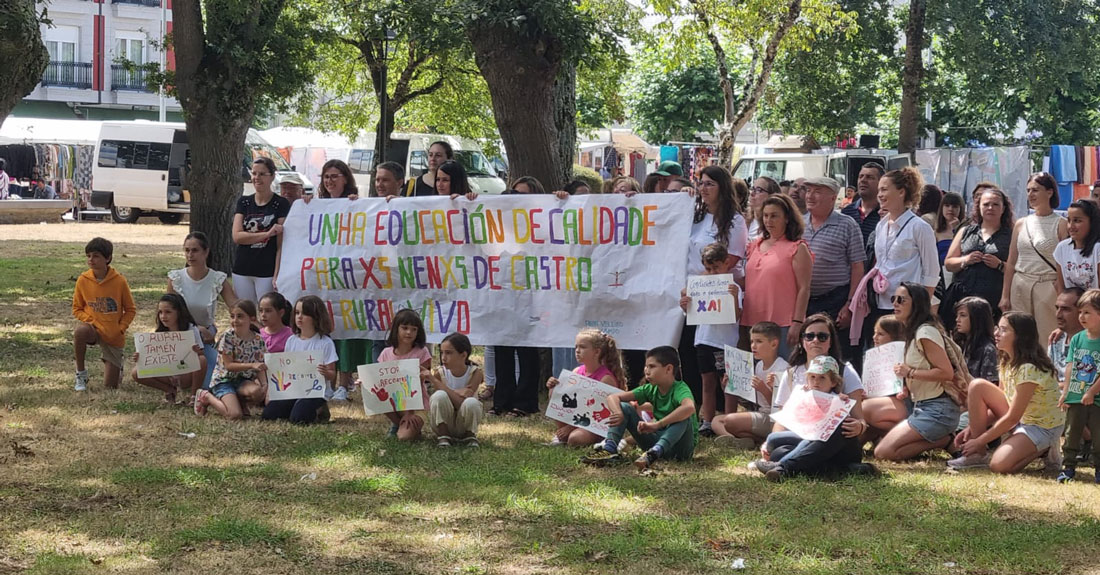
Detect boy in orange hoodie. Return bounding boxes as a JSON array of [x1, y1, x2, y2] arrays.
[[72, 237, 136, 391]]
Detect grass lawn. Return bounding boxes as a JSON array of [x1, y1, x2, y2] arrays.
[[1, 225, 1099, 574]]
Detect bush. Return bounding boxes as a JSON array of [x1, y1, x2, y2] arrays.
[[571, 164, 604, 194]]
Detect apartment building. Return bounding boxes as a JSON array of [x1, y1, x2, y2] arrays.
[[17, 0, 182, 120]]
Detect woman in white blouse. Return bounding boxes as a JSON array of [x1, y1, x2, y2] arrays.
[[865, 167, 940, 343], [167, 231, 238, 389]]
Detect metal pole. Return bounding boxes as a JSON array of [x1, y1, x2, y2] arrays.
[[379, 62, 387, 164], [159, 0, 166, 122]]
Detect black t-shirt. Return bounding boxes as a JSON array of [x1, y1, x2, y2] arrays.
[[233, 193, 290, 278], [412, 175, 436, 197]]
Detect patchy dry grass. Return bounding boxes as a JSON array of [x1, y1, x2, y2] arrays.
[[2, 225, 1100, 574]]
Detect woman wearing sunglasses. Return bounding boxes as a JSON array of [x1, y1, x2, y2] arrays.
[[766, 314, 867, 447], [872, 282, 963, 461]]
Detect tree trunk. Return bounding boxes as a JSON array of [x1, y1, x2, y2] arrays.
[[467, 26, 563, 192], [898, 0, 927, 156], [552, 61, 577, 189], [172, 0, 256, 272], [694, 0, 801, 169], [0, 0, 48, 125]]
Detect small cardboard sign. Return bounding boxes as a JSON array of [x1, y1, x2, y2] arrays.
[[134, 331, 200, 378], [861, 342, 905, 398], [358, 359, 425, 415], [686, 274, 736, 325], [723, 345, 756, 403], [265, 351, 327, 401], [769, 386, 855, 441], [545, 369, 623, 438]]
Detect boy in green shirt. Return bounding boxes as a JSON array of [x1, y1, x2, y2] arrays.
[[584, 346, 698, 470], [1058, 289, 1100, 483]]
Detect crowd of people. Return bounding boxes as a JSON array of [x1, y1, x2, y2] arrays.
[[66, 140, 1100, 483]]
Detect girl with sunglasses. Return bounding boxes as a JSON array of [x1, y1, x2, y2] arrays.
[[872, 282, 964, 461], [768, 314, 867, 440]]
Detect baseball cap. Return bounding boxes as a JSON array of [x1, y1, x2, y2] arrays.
[[806, 355, 840, 376], [654, 161, 683, 177], [278, 173, 304, 186], [803, 176, 840, 193]]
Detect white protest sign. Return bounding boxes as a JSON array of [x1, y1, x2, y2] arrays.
[[769, 387, 855, 441], [545, 369, 623, 438], [686, 274, 736, 325], [264, 351, 327, 401], [358, 359, 425, 415], [723, 345, 756, 403], [861, 342, 905, 398], [133, 331, 200, 379], [275, 194, 693, 348]]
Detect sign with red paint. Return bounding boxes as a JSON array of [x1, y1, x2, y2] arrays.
[[264, 351, 326, 401]]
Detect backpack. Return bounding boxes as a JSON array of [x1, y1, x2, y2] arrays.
[[905, 322, 970, 406]]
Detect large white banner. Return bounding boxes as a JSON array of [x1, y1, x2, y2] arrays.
[[277, 194, 692, 348]]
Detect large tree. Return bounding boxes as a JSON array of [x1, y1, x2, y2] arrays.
[[651, 0, 853, 167], [897, 0, 926, 155], [170, 0, 318, 270], [458, 0, 613, 190], [626, 44, 726, 145], [0, 0, 48, 125], [755, 0, 901, 146]]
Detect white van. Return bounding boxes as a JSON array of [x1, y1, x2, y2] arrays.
[[91, 121, 313, 223], [346, 132, 507, 195], [733, 150, 910, 190]]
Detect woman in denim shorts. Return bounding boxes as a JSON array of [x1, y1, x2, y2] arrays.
[[874, 283, 962, 460]]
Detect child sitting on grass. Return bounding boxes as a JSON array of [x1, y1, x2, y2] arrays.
[[753, 355, 870, 481], [424, 333, 484, 447], [583, 346, 697, 470], [712, 321, 788, 449], [195, 300, 266, 420], [72, 237, 136, 392], [130, 293, 205, 404], [545, 328, 627, 447]]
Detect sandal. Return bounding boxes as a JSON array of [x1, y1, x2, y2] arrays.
[[477, 387, 494, 401], [487, 408, 502, 416], [506, 409, 530, 418]]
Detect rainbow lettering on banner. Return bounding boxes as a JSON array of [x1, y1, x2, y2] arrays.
[[277, 195, 694, 348], [358, 359, 425, 416]]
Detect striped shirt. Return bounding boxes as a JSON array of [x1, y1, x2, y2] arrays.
[[804, 211, 866, 296]]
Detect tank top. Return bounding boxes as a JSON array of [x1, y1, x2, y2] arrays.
[[741, 237, 808, 327], [168, 267, 227, 328], [1015, 213, 1062, 278], [441, 364, 480, 391], [576, 364, 623, 389]]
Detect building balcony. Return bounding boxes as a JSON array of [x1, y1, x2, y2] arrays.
[[111, 0, 162, 6], [111, 65, 152, 92], [41, 61, 93, 89]]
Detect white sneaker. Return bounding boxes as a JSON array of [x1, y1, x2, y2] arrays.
[[947, 452, 991, 470], [437, 436, 453, 448], [74, 371, 89, 391], [543, 436, 566, 447], [617, 438, 630, 453], [331, 387, 349, 402]]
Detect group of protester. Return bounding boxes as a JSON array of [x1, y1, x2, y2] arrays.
[[67, 141, 1100, 482]]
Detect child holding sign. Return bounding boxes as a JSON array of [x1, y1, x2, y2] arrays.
[[545, 329, 627, 447], [130, 294, 205, 404], [373, 309, 433, 440], [583, 346, 698, 470], [424, 333, 485, 447], [712, 322, 788, 448], [195, 301, 266, 420], [681, 243, 742, 437], [262, 296, 337, 425], [754, 356, 869, 481]]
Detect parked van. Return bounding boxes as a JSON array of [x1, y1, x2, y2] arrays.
[[91, 121, 313, 224], [733, 150, 910, 191], [346, 133, 507, 195]]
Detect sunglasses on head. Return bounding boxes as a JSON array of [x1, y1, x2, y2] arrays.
[[802, 332, 831, 342], [891, 295, 909, 304]]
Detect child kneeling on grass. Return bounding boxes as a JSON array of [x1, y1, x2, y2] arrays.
[[583, 346, 697, 470], [72, 237, 136, 392]]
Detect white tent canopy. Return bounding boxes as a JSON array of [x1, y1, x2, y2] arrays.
[[0, 118, 102, 146]]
